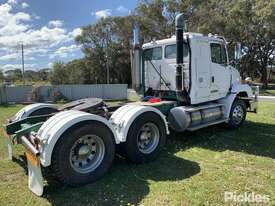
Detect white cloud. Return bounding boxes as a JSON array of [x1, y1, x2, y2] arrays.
[[34, 14, 40, 20], [0, 2, 82, 69], [49, 44, 81, 59], [0, 52, 19, 60], [69, 28, 82, 38], [0, 3, 71, 49], [7, 0, 17, 5], [0, 3, 31, 36], [116, 5, 129, 13], [3, 63, 36, 70], [0, 51, 35, 61], [48, 20, 63, 28], [92, 9, 112, 19], [47, 62, 53, 68], [21, 2, 29, 9]]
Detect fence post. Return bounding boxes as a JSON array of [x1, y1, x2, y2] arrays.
[[0, 85, 7, 105]]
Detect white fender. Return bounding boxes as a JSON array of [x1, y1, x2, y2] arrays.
[[110, 104, 169, 143], [13, 103, 58, 121], [231, 82, 253, 97], [218, 82, 253, 119], [36, 110, 119, 167], [217, 93, 236, 119]]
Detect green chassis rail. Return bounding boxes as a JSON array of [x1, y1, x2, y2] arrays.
[[4, 114, 53, 143], [4, 100, 177, 142]]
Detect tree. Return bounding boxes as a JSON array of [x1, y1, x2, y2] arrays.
[[135, 0, 274, 87], [50, 62, 68, 85], [189, 0, 275, 87], [133, 0, 205, 43], [76, 16, 132, 84], [0, 69, 3, 83], [38, 68, 51, 81], [65, 59, 86, 84], [4, 69, 22, 81], [24, 70, 39, 82]]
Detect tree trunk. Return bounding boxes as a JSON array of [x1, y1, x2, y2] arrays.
[[261, 66, 268, 89]]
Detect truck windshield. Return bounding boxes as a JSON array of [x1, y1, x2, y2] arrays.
[[143, 47, 162, 61]]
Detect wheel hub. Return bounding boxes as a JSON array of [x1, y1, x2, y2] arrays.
[[137, 122, 160, 154], [232, 105, 244, 124], [69, 135, 105, 174], [78, 145, 90, 156]]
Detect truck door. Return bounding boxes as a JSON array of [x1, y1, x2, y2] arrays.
[[209, 42, 231, 100]]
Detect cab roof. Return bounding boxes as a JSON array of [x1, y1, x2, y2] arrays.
[[142, 32, 225, 49]]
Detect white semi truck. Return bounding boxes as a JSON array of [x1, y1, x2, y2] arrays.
[[4, 14, 258, 196]]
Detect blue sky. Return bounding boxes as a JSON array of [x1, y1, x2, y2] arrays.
[[0, 0, 138, 71]]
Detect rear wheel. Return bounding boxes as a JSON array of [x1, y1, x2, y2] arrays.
[[122, 112, 166, 163], [51, 122, 115, 186], [227, 99, 247, 128]]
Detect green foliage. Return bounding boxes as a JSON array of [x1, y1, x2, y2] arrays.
[[4, 69, 22, 81], [0, 69, 3, 82], [76, 17, 132, 84], [50, 62, 68, 84], [189, 0, 275, 86]]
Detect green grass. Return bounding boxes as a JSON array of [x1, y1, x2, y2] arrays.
[[260, 89, 275, 96], [0, 103, 275, 205]]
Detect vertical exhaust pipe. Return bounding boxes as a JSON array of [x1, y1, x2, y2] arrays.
[[131, 23, 141, 92], [175, 13, 186, 102]]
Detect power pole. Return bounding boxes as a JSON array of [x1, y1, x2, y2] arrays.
[[21, 43, 25, 85]]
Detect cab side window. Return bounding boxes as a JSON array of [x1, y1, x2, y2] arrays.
[[165, 43, 189, 59], [221, 45, 227, 64], [144, 47, 162, 61], [210, 43, 227, 65]]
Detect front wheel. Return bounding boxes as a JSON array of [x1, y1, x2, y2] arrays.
[[227, 99, 247, 128], [122, 112, 166, 163], [51, 122, 115, 186]]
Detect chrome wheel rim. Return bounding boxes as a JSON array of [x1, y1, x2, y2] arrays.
[[69, 134, 105, 173], [137, 122, 160, 154], [232, 105, 244, 125]]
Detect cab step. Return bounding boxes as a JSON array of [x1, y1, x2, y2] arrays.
[[187, 118, 228, 131]]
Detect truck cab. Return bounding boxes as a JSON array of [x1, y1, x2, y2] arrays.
[[142, 33, 243, 105]]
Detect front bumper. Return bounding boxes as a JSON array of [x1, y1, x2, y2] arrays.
[[247, 86, 259, 113]]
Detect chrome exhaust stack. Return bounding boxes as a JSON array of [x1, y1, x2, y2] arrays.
[[131, 23, 141, 92]]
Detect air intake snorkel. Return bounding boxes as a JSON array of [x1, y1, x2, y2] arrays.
[[175, 13, 187, 103]]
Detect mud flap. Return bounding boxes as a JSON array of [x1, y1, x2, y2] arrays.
[[26, 151, 44, 196], [6, 138, 13, 160]]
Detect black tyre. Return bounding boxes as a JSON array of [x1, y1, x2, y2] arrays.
[[227, 99, 247, 128], [51, 121, 115, 186], [122, 112, 166, 163]]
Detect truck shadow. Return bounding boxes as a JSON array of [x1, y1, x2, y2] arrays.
[[42, 149, 200, 206]]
